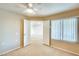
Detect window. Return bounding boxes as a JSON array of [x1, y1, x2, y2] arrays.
[[51, 17, 78, 43], [51, 20, 61, 40], [63, 18, 77, 42]]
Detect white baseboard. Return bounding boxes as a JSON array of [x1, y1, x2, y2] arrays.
[[53, 46, 79, 56], [0, 43, 31, 55], [24, 43, 31, 47], [0, 47, 20, 55]]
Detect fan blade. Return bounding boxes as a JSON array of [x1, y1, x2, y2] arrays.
[[16, 3, 27, 8]]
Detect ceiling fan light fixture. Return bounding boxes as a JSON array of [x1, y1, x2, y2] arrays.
[[26, 9, 34, 13], [33, 8, 38, 11], [23, 8, 36, 15], [28, 3, 33, 7]]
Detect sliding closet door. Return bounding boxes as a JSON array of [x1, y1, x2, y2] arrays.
[[51, 20, 62, 40], [63, 18, 77, 42]]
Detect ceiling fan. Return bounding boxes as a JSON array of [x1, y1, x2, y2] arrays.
[[18, 3, 33, 8], [17, 3, 38, 15]]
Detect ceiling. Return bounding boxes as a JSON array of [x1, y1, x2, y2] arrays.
[[0, 3, 79, 17]]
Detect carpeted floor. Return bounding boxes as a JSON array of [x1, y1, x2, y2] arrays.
[[2, 39, 73, 56]]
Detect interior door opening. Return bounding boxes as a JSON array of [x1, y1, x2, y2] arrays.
[[30, 21, 43, 44], [21, 20, 50, 47]]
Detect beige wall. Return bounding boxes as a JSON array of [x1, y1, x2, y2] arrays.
[[51, 40, 79, 55]]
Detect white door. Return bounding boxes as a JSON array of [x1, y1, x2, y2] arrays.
[[43, 20, 50, 46], [24, 19, 30, 46]]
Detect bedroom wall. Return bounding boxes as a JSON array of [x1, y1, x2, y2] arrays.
[[0, 9, 21, 54]]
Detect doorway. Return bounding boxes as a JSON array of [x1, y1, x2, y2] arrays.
[[30, 21, 43, 44], [20, 19, 51, 48]]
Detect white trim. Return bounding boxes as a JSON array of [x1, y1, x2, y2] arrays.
[[53, 46, 79, 56], [24, 43, 31, 47], [0, 47, 20, 55]]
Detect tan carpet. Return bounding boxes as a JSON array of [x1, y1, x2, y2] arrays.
[[2, 39, 73, 56]]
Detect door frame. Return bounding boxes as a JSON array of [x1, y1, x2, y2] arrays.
[[43, 20, 51, 46], [20, 19, 51, 48], [49, 20, 51, 46], [20, 17, 31, 48], [20, 17, 24, 48]]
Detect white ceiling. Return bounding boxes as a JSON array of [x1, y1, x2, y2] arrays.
[[0, 3, 79, 16]]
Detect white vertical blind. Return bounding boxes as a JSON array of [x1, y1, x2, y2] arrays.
[[63, 17, 77, 42], [51, 20, 61, 40], [51, 17, 78, 42]]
